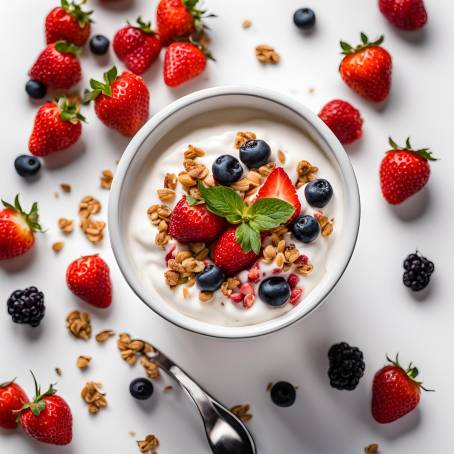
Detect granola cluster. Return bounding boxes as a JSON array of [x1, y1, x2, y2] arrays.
[[147, 204, 172, 247], [79, 195, 105, 244], [137, 434, 160, 454], [66, 310, 92, 340], [230, 404, 253, 422], [255, 44, 280, 64], [81, 381, 107, 414], [295, 160, 319, 189]]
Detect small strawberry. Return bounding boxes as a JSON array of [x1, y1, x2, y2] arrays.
[[28, 97, 85, 157], [380, 137, 436, 204], [339, 33, 392, 102], [319, 99, 363, 145], [163, 41, 210, 87], [113, 17, 162, 75], [29, 41, 82, 90], [372, 354, 433, 424], [84, 66, 149, 137], [19, 373, 72, 445], [379, 0, 427, 30], [213, 226, 259, 276], [0, 380, 29, 429], [0, 195, 42, 261], [156, 0, 209, 46], [66, 255, 112, 308], [256, 167, 301, 223], [45, 0, 93, 46], [169, 196, 225, 243]]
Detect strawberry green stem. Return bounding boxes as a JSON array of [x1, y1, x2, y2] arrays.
[[128, 16, 155, 34], [0, 378, 16, 388], [56, 97, 86, 124], [84, 66, 118, 102], [18, 371, 57, 417], [340, 32, 384, 55], [55, 40, 82, 56], [388, 137, 437, 161], [61, 0, 94, 27], [385, 354, 434, 392], [1, 195, 42, 232]]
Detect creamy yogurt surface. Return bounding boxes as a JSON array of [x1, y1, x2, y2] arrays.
[[126, 109, 344, 327]]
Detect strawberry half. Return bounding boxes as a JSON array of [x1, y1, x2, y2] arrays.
[[380, 137, 436, 204], [113, 17, 162, 75], [19, 373, 72, 445], [256, 167, 301, 223], [0, 195, 42, 260], [372, 354, 433, 424], [29, 97, 85, 157], [0, 379, 29, 429], [66, 255, 112, 308], [45, 0, 93, 46], [29, 41, 82, 90], [168, 196, 226, 243], [213, 226, 259, 276]]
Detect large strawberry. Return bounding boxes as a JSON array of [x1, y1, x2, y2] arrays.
[[169, 196, 226, 243], [29, 97, 85, 157], [19, 374, 72, 445], [214, 226, 259, 276], [339, 33, 392, 102], [113, 17, 162, 75], [379, 0, 427, 30], [0, 195, 42, 260], [29, 41, 82, 89], [380, 137, 436, 204], [45, 0, 93, 46], [84, 66, 149, 136], [0, 380, 29, 429], [256, 167, 301, 223], [156, 0, 207, 46], [163, 41, 210, 87], [66, 255, 112, 308], [372, 354, 432, 424]]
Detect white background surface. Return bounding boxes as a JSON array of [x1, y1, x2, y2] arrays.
[[0, 1, 452, 453]]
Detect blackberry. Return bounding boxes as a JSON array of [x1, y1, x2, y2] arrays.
[[328, 342, 365, 390], [403, 251, 434, 291], [7, 287, 45, 327]]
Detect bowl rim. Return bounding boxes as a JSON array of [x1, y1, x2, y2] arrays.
[[108, 85, 361, 339]]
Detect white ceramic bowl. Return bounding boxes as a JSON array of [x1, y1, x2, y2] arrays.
[[109, 86, 360, 339]]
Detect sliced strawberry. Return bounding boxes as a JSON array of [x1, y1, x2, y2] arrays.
[[256, 167, 301, 223]]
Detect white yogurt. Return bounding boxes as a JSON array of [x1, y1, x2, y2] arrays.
[[126, 109, 344, 327]]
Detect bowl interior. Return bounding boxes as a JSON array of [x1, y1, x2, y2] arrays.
[[109, 88, 360, 339]]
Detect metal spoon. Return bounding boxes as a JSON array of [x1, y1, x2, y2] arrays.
[[144, 347, 256, 454]]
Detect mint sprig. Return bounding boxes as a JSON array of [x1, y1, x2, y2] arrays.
[[198, 182, 293, 253]]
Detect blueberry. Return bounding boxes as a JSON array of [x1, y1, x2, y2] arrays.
[[259, 277, 291, 307], [212, 155, 243, 185], [25, 80, 47, 99], [129, 377, 154, 400], [270, 381, 296, 407], [239, 140, 271, 168], [292, 215, 320, 243], [89, 34, 110, 55], [304, 179, 333, 208], [14, 155, 41, 178], [196, 265, 225, 292], [293, 8, 316, 30]]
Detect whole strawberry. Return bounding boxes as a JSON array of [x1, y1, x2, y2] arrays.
[[84, 66, 149, 136], [66, 255, 112, 308], [380, 137, 436, 204], [0, 195, 42, 260], [0, 380, 29, 429], [319, 99, 363, 145], [156, 0, 207, 46], [29, 41, 82, 89], [372, 354, 432, 424], [19, 374, 72, 445], [214, 226, 259, 276], [45, 0, 93, 46], [113, 17, 162, 75], [339, 33, 392, 102], [169, 196, 226, 243], [379, 0, 427, 30], [164, 41, 210, 87], [29, 97, 85, 157]]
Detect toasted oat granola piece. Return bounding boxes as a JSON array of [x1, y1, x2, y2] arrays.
[[137, 434, 160, 453], [164, 173, 177, 190], [95, 329, 115, 343], [76, 355, 92, 369], [242, 19, 252, 29], [314, 211, 334, 237], [141, 356, 160, 379], [55, 367, 62, 376], [157, 188, 176, 203], [184, 144, 205, 159], [80, 217, 106, 244], [80, 381, 107, 414], [364, 444, 379, 454], [58, 218, 73, 234], [52, 241, 64, 252], [79, 195, 101, 219], [117, 333, 154, 366], [255, 44, 280, 64], [66, 310, 91, 340], [60, 183, 71, 193], [295, 160, 318, 188], [100, 169, 114, 189], [234, 131, 256, 149], [230, 404, 253, 422]]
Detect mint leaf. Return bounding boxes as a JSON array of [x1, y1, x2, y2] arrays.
[[198, 182, 246, 221], [186, 195, 204, 206], [236, 222, 261, 254], [247, 198, 294, 230]]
